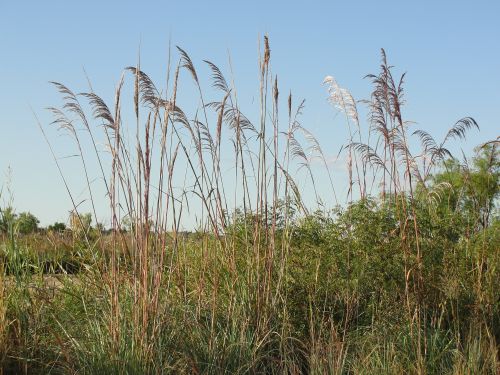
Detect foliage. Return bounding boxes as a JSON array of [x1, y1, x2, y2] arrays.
[[0, 206, 16, 234], [427, 144, 499, 230], [48, 222, 66, 233], [1, 209, 40, 235], [16, 212, 40, 235], [69, 212, 92, 239]]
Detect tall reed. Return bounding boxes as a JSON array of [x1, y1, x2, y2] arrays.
[[20, 38, 497, 374]]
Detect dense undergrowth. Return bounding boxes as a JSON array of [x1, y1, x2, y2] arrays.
[[0, 38, 498, 374]]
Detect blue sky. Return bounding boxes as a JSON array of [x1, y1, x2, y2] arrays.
[[1, 0, 499, 226]]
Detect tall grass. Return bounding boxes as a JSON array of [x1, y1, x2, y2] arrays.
[[1, 38, 498, 374]]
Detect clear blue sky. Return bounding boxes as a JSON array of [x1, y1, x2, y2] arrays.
[[1, 1, 499, 226]]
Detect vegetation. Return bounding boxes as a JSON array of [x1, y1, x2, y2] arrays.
[[0, 209, 40, 236], [1, 39, 498, 374]]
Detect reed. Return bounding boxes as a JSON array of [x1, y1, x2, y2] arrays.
[[0, 38, 497, 374]]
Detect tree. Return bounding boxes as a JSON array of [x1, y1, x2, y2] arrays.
[[48, 222, 66, 233], [16, 212, 40, 234], [428, 144, 499, 230]]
